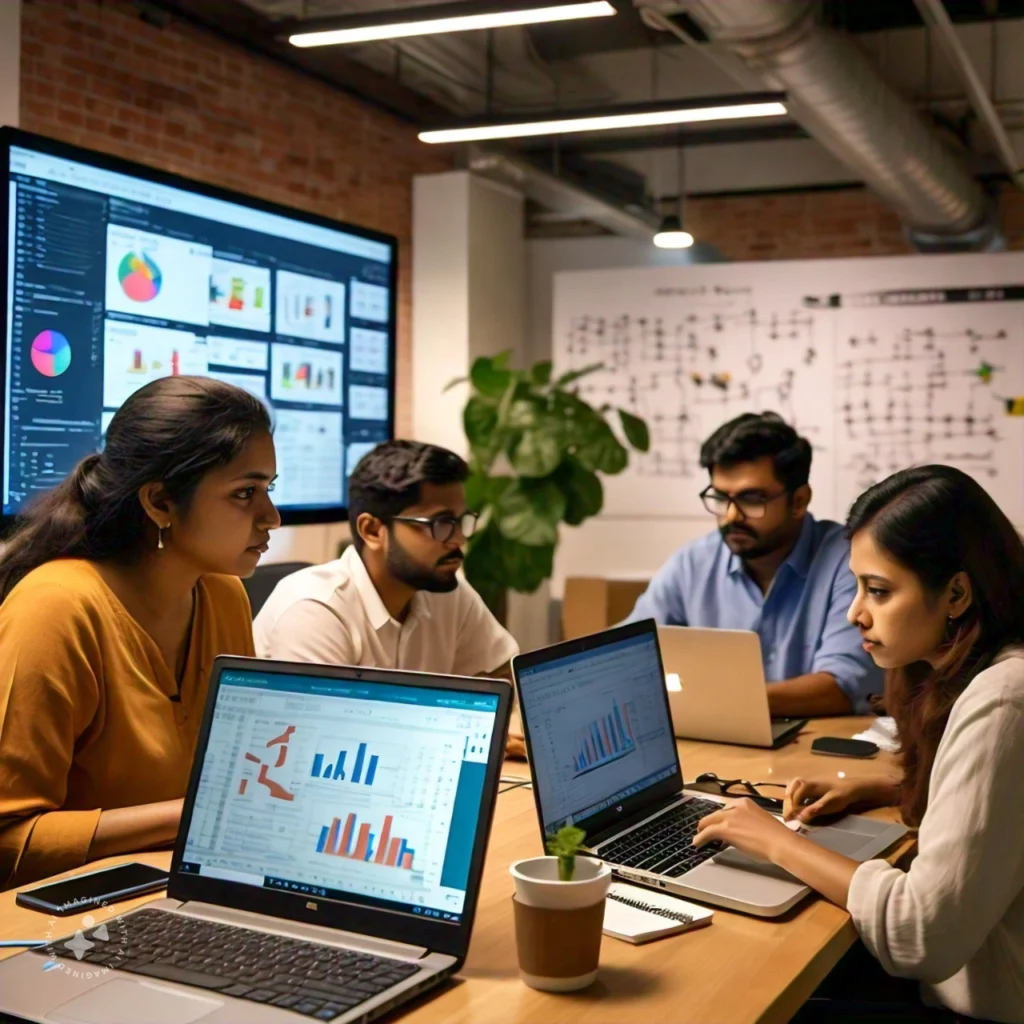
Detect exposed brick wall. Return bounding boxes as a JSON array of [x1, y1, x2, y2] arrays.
[[18, 0, 453, 436], [688, 187, 908, 260], [687, 183, 1024, 261]]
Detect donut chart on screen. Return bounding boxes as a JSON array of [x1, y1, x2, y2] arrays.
[[118, 251, 163, 302], [30, 330, 72, 378]]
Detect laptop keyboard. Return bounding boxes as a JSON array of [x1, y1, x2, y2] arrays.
[[35, 907, 421, 1020], [599, 797, 726, 877]]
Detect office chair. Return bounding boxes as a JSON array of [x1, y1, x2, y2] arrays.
[[243, 561, 312, 616]]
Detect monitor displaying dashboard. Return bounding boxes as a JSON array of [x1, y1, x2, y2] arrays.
[[1, 127, 396, 524]]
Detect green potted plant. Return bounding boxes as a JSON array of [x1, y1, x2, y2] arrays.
[[509, 826, 610, 991], [445, 352, 649, 612], [547, 824, 588, 881]]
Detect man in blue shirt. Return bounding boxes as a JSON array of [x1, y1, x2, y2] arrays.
[[627, 412, 882, 716]]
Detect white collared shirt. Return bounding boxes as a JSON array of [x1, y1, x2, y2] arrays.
[[252, 546, 518, 676]]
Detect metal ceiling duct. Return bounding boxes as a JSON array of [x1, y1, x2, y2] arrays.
[[669, 0, 1000, 250], [467, 146, 661, 238]]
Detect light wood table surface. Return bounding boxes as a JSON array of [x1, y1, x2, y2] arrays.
[[0, 717, 910, 1024]]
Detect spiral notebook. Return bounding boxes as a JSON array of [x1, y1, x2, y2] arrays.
[[603, 882, 714, 944]]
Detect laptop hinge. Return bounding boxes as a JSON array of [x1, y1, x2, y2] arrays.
[[171, 901, 430, 960], [586, 792, 685, 847]]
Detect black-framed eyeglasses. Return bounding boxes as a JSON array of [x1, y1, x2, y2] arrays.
[[699, 485, 790, 520], [391, 512, 479, 543], [687, 772, 786, 811]]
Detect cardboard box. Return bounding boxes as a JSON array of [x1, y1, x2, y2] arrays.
[[561, 577, 649, 640]]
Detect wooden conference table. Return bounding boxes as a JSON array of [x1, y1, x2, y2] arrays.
[[0, 717, 912, 1024]]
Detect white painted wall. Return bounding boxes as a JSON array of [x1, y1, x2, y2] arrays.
[[527, 236, 723, 597], [411, 171, 554, 652], [0, 0, 20, 129], [412, 170, 527, 448]]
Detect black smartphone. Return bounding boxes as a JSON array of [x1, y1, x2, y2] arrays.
[[15, 862, 169, 915], [811, 736, 879, 759]]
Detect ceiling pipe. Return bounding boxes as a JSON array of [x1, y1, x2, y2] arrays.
[[913, 0, 1024, 190], [641, 1, 1002, 251], [467, 145, 661, 238]]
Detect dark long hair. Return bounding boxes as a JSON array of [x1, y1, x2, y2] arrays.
[[846, 465, 1024, 826], [0, 376, 272, 600]]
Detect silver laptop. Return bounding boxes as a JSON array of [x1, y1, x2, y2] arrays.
[[658, 626, 807, 748], [513, 620, 906, 917], [0, 657, 512, 1023]]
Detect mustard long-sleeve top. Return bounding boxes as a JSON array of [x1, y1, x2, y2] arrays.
[[0, 559, 254, 889]]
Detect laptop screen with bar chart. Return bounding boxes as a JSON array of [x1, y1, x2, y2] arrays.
[[177, 667, 499, 926], [515, 625, 680, 837]]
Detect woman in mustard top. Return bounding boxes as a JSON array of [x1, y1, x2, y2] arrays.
[[0, 376, 280, 888]]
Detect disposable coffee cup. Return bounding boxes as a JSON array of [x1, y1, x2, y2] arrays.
[[509, 855, 611, 992]]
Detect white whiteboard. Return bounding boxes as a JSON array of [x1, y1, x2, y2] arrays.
[[553, 253, 1024, 524]]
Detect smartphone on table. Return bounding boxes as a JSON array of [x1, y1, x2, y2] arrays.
[[810, 737, 879, 759], [15, 862, 169, 916]]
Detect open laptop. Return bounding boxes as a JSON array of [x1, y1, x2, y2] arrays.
[[0, 657, 512, 1024], [513, 620, 906, 917], [658, 626, 807, 748]]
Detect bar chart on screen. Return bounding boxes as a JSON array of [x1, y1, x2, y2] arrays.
[[316, 810, 417, 872], [310, 741, 381, 786], [571, 698, 637, 777], [186, 680, 494, 912]]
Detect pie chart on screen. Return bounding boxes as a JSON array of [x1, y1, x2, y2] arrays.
[[31, 330, 72, 378], [118, 250, 163, 303]]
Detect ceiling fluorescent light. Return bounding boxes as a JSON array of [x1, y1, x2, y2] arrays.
[[418, 96, 788, 144], [289, 2, 616, 48]]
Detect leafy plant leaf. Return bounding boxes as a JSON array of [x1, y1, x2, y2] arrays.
[[553, 362, 604, 389], [547, 825, 586, 858], [500, 539, 554, 593], [575, 422, 629, 475], [531, 360, 553, 385], [464, 471, 487, 512], [463, 524, 506, 611], [618, 408, 651, 452], [485, 475, 514, 506], [555, 458, 604, 526], [506, 399, 540, 429], [463, 397, 497, 447], [496, 481, 565, 546], [511, 429, 562, 478], [442, 375, 468, 393], [470, 356, 512, 398], [463, 524, 555, 599]]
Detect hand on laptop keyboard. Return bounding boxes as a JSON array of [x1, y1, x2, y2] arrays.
[[600, 798, 726, 877]]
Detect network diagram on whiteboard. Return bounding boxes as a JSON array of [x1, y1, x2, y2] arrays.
[[564, 308, 820, 480], [557, 265, 1024, 524]]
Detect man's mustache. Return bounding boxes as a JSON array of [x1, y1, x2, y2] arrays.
[[437, 551, 465, 566], [721, 525, 757, 538]]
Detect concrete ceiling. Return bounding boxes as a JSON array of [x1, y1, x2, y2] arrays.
[[161, 0, 1024, 230]]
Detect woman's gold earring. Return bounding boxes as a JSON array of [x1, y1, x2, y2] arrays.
[[157, 526, 166, 550]]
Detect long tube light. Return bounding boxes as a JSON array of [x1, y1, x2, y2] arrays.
[[289, 2, 616, 48], [418, 94, 788, 144]]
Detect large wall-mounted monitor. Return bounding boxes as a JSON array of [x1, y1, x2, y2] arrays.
[[1, 127, 396, 526]]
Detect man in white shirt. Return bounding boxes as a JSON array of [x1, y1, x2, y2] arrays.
[[253, 439, 524, 755]]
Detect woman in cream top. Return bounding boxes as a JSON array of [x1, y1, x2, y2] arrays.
[[693, 465, 1024, 1023], [0, 377, 280, 888]]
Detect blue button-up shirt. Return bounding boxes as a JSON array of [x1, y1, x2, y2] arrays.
[[626, 514, 882, 712]]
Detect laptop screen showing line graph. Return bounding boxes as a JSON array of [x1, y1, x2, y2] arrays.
[[517, 632, 679, 837], [179, 669, 499, 926]]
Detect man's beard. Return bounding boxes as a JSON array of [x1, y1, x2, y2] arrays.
[[387, 535, 463, 593], [719, 523, 790, 562]]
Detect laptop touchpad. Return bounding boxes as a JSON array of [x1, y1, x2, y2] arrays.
[[804, 825, 875, 856], [48, 977, 223, 1024]]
